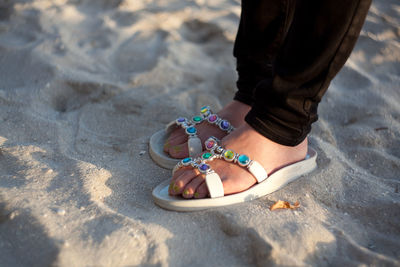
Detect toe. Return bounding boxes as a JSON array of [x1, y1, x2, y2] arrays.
[[182, 175, 205, 198], [168, 143, 189, 158], [167, 129, 187, 146], [164, 129, 187, 153], [163, 140, 171, 153], [169, 168, 199, 195], [194, 182, 209, 198]]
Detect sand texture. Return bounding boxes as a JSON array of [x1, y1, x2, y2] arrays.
[[0, 0, 399, 266]]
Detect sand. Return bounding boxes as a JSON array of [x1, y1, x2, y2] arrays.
[[0, 0, 399, 266]]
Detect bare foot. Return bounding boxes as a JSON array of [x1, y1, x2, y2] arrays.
[[168, 123, 308, 198], [164, 100, 251, 158]]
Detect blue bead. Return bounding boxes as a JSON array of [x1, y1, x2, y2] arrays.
[[199, 164, 209, 171], [182, 157, 191, 163], [220, 120, 230, 130], [186, 127, 197, 134], [238, 154, 250, 165]]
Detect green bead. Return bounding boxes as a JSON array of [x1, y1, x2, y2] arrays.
[[193, 116, 202, 122], [202, 152, 212, 159]]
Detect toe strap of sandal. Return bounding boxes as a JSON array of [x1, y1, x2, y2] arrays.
[[172, 158, 224, 198], [199, 106, 235, 133], [204, 137, 269, 183], [202, 159, 267, 198], [247, 161, 268, 183], [205, 171, 224, 198], [187, 136, 202, 157], [165, 106, 235, 158], [165, 117, 203, 157], [196, 161, 224, 198], [172, 137, 269, 198]]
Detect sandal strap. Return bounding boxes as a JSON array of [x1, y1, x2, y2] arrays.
[[171, 137, 268, 198], [204, 137, 268, 183], [199, 106, 235, 133], [171, 157, 223, 198], [166, 106, 235, 137], [166, 117, 203, 157], [165, 106, 234, 158], [205, 171, 224, 198], [187, 136, 202, 157], [247, 161, 268, 183]]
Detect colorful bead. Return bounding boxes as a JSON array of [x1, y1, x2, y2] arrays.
[[202, 152, 212, 160], [208, 114, 217, 123], [177, 117, 186, 123], [200, 106, 209, 114], [238, 154, 250, 166], [220, 120, 230, 130], [186, 127, 197, 134], [192, 116, 203, 123], [182, 157, 192, 164], [199, 163, 210, 172], [223, 150, 235, 161], [205, 140, 215, 150]]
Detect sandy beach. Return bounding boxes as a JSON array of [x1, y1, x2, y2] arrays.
[[0, 0, 399, 266]]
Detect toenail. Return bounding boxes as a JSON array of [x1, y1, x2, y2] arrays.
[[194, 192, 200, 198], [173, 185, 180, 193], [164, 141, 170, 149], [172, 146, 181, 153], [168, 182, 174, 191], [183, 189, 190, 196]]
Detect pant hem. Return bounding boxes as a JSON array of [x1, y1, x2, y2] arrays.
[[233, 91, 254, 106], [245, 109, 307, 146]]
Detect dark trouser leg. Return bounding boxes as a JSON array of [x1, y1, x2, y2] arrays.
[[234, 0, 372, 146], [233, 0, 293, 105]]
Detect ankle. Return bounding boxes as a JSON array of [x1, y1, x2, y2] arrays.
[[218, 100, 251, 126], [222, 123, 308, 173]]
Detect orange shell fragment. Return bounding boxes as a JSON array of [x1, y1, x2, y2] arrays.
[[269, 200, 300, 211]]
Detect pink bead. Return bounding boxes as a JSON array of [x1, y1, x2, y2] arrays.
[[206, 141, 215, 149], [208, 114, 217, 122]]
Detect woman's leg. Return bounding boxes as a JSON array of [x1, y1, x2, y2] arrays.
[[241, 0, 372, 146], [170, 0, 372, 198], [233, 0, 291, 106]]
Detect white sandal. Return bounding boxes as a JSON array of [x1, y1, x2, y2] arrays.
[[149, 106, 234, 169], [152, 137, 318, 211]]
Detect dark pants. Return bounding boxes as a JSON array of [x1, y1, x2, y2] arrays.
[[233, 0, 372, 146]]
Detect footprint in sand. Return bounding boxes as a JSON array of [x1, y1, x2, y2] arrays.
[[0, 7, 42, 49], [332, 66, 372, 90], [0, 201, 59, 266], [110, 11, 138, 27], [0, 3, 13, 21], [113, 30, 168, 73], [181, 19, 226, 44], [45, 80, 122, 113], [0, 50, 54, 89], [71, 0, 123, 13], [349, 147, 400, 180], [0, 149, 28, 188], [80, 215, 124, 244], [77, 95, 149, 139], [180, 19, 232, 59], [112, 94, 144, 115], [352, 35, 400, 77], [76, 18, 115, 50], [213, 211, 274, 266]]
